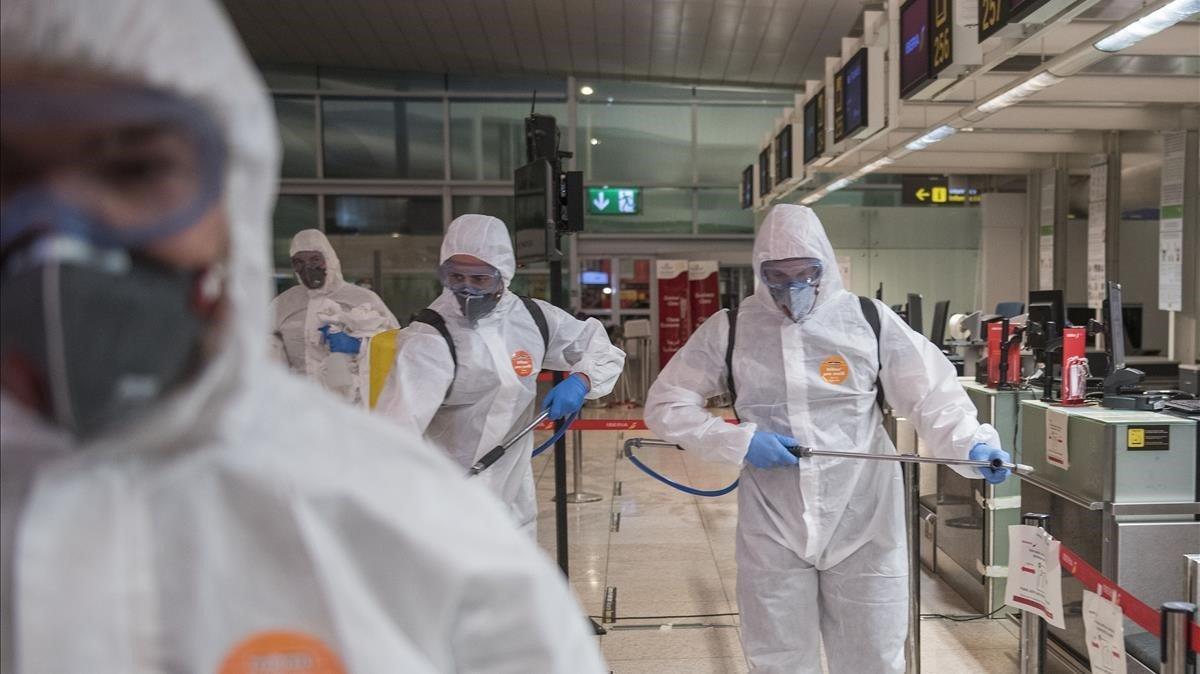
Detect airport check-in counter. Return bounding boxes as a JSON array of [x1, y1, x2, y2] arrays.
[[1018, 400, 1199, 669], [933, 381, 1035, 616]]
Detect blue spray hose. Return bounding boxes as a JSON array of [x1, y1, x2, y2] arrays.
[[623, 438, 739, 497], [531, 411, 578, 458]]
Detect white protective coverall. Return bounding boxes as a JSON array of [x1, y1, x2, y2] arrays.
[[376, 215, 625, 535], [0, 2, 606, 672], [645, 204, 1001, 673], [270, 229, 399, 379]]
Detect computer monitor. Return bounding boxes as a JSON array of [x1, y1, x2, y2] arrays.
[[930, 300, 950, 349], [1026, 290, 1064, 352], [1103, 281, 1126, 371], [906, 293, 923, 336]]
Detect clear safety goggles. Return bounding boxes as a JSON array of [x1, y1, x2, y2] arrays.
[[438, 260, 503, 294], [760, 257, 824, 289], [0, 83, 227, 249]]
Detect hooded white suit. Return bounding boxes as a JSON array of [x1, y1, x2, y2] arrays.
[[0, 2, 605, 672], [376, 214, 626, 535], [645, 204, 1001, 673], [270, 228, 398, 378]]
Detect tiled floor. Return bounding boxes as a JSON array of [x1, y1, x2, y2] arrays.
[[530, 414, 1081, 674]]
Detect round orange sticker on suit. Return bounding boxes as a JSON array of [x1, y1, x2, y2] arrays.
[[219, 631, 345, 674], [820, 355, 850, 385], [511, 350, 535, 377]]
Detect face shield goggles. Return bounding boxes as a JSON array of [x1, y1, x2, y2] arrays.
[[760, 257, 824, 290], [760, 257, 824, 323], [438, 260, 503, 296], [438, 260, 504, 324], [1, 82, 227, 251], [291, 250, 327, 290]]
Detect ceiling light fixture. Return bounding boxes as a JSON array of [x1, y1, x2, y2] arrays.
[[580, 85, 595, 96], [590, 138, 600, 145], [975, 71, 1063, 114], [905, 125, 958, 152], [1094, 0, 1200, 52]]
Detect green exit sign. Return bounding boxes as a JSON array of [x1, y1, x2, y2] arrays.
[[587, 187, 641, 215]]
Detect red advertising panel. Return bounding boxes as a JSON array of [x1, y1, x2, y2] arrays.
[[657, 260, 690, 368], [1060, 327, 1088, 405], [688, 261, 720, 333], [986, 321, 1021, 388]]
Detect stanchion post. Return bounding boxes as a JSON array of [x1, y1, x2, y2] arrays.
[[1019, 513, 1050, 674], [1160, 601, 1196, 674], [562, 428, 602, 503], [904, 460, 920, 674]]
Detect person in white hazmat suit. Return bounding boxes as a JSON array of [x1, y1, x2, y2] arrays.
[[0, 1, 607, 672], [376, 214, 625, 536], [270, 229, 399, 403], [644, 204, 1010, 673]]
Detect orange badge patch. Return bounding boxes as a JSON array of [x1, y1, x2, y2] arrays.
[[511, 350, 535, 377], [820, 355, 850, 385], [219, 631, 345, 674]]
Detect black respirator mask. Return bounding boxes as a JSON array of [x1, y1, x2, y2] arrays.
[[0, 83, 227, 438]]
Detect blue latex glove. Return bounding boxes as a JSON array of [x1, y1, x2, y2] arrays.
[[318, 325, 362, 355], [542, 374, 589, 420], [745, 432, 801, 470], [970, 443, 1011, 484]]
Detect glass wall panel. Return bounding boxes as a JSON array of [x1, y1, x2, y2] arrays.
[[579, 258, 613, 310], [452, 195, 514, 225], [619, 259, 651, 310], [585, 188, 692, 233], [324, 195, 443, 235], [448, 74, 565, 95], [577, 103, 692, 184], [261, 64, 318, 90], [273, 96, 318, 178], [696, 105, 784, 184], [322, 98, 442, 178], [272, 194, 319, 270], [697, 188, 753, 234], [320, 67, 444, 92], [450, 101, 565, 180]]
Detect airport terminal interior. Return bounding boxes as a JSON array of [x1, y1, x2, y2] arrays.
[[2, 0, 1199, 672], [223, 0, 1200, 670]]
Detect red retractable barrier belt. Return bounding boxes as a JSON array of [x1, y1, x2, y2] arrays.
[[1060, 545, 1200, 652]]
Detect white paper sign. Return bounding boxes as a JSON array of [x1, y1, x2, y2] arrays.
[[1083, 591, 1127, 674], [1158, 131, 1187, 312], [1087, 159, 1108, 310], [1005, 525, 1066, 629], [1045, 407, 1070, 469]]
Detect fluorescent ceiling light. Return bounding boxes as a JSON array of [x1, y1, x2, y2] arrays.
[[800, 193, 822, 205], [826, 178, 855, 192], [905, 125, 958, 151], [1094, 0, 1200, 52], [976, 72, 1063, 114], [859, 157, 895, 174]]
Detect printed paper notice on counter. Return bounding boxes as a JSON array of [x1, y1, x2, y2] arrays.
[[1045, 407, 1069, 469], [1083, 590, 1126, 674], [1005, 525, 1065, 629]]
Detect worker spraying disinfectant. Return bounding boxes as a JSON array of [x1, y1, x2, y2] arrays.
[[644, 204, 1012, 674]]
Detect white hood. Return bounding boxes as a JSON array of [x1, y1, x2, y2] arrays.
[[289, 229, 345, 296], [752, 204, 845, 308], [0, 0, 280, 447], [441, 214, 516, 288]]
